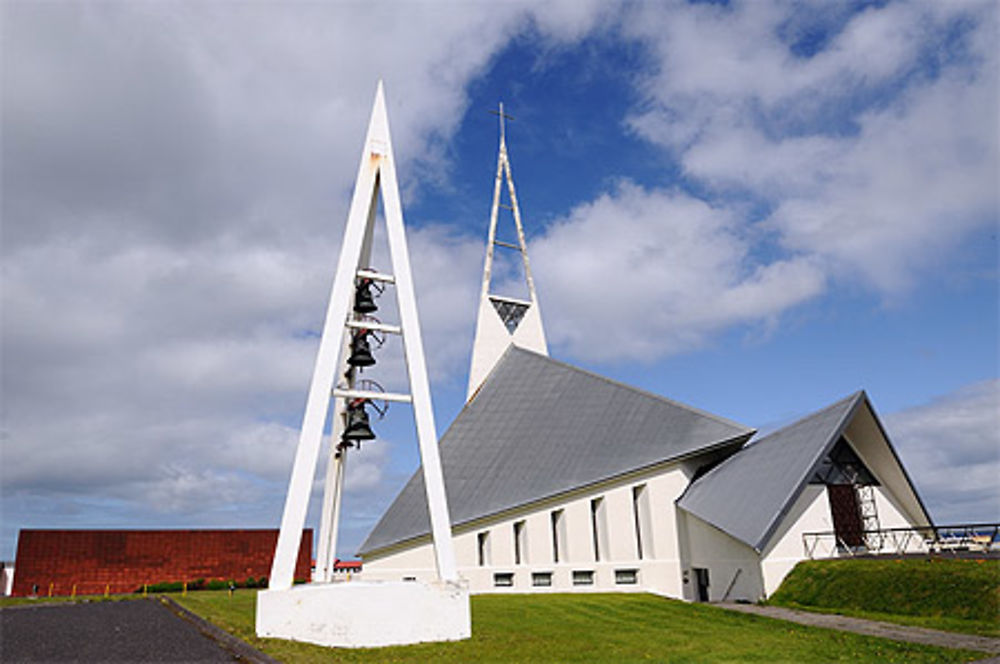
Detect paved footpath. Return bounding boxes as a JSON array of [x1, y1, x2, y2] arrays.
[[718, 602, 1000, 656], [0, 598, 269, 663]]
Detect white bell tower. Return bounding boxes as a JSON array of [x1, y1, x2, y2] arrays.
[[257, 81, 469, 649], [466, 103, 548, 401]]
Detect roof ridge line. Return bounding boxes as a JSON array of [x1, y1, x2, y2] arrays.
[[747, 390, 865, 445], [508, 346, 753, 433], [690, 390, 865, 492], [857, 393, 934, 527]]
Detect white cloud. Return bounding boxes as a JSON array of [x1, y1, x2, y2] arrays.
[[514, 0, 994, 361], [408, 225, 485, 383], [623, 0, 998, 294], [530, 182, 824, 361], [886, 380, 1000, 524], [683, 57, 998, 291], [0, 1, 608, 556], [342, 439, 391, 493]]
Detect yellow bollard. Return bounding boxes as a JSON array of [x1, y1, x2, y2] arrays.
[[182, 581, 187, 597], [104, 584, 110, 598], [71, 584, 77, 599], [48, 582, 53, 597], [143, 584, 148, 597]]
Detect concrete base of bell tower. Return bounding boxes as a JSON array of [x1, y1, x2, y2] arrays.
[[255, 579, 470, 648]]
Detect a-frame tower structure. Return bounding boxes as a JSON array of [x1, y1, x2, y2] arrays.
[[267, 81, 456, 591], [466, 103, 548, 401], [259, 82, 468, 649]]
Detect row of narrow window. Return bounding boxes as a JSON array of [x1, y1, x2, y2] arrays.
[[478, 483, 652, 567], [493, 568, 638, 587]]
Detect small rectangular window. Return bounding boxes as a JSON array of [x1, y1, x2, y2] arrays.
[[615, 569, 638, 585], [591, 497, 607, 562], [493, 572, 514, 587], [477, 531, 491, 567], [514, 520, 527, 565], [550, 510, 565, 563], [632, 483, 654, 559], [632, 485, 645, 560], [532, 572, 552, 587], [572, 570, 594, 586]]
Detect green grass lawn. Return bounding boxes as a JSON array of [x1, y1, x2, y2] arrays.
[[768, 557, 1000, 637], [173, 590, 986, 663], [0, 593, 135, 607]]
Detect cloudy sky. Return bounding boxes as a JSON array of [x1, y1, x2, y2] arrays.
[[2, 0, 997, 561]]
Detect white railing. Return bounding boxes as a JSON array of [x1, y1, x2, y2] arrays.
[[803, 523, 1000, 559]]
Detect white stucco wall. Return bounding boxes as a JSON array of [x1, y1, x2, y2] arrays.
[[677, 510, 764, 602], [760, 484, 831, 597], [362, 464, 694, 597], [873, 486, 911, 529], [758, 480, 927, 595], [467, 302, 547, 400], [865, 485, 930, 554]]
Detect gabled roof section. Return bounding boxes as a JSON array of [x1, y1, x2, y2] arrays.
[[360, 347, 754, 556], [677, 391, 865, 552]]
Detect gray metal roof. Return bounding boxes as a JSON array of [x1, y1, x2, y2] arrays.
[[359, 346, 754, 556], [677, 391, 865, 552]]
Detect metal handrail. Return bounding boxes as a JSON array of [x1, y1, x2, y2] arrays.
[[802, 523, 999, 559]]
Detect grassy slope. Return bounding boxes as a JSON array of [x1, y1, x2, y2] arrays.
[[174, 590, 983, 663], [767, 558, 1000, 637]]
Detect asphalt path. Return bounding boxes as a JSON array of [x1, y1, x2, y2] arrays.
[[0, 598, 238, 662]]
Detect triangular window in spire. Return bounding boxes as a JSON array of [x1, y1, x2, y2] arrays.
[[490, 297, 529, 333]]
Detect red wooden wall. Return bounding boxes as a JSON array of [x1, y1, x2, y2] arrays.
[[12, 529, 312, 596]]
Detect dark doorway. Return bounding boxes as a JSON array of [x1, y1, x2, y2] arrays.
[[828, 484, 864, 548], [693, 567, 710, 602]]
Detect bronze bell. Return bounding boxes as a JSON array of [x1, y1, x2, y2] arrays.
[[348, 332, 375, 367], [354, 280, 378, 314], [343, 401, 375, 442]]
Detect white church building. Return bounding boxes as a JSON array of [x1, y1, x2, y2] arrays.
[[357, 111, 933, 602]]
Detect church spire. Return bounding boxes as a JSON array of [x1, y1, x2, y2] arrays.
[[466, 102, 548, 401]]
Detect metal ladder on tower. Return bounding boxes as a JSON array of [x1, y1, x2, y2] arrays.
[[855, 483, 882, 552]]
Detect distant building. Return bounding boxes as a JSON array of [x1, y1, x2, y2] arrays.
[[332, 559, 363, 575], [11, 529, 311, 597]]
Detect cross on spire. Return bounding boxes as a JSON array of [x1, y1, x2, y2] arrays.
[[489, 101, 515, 146]]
